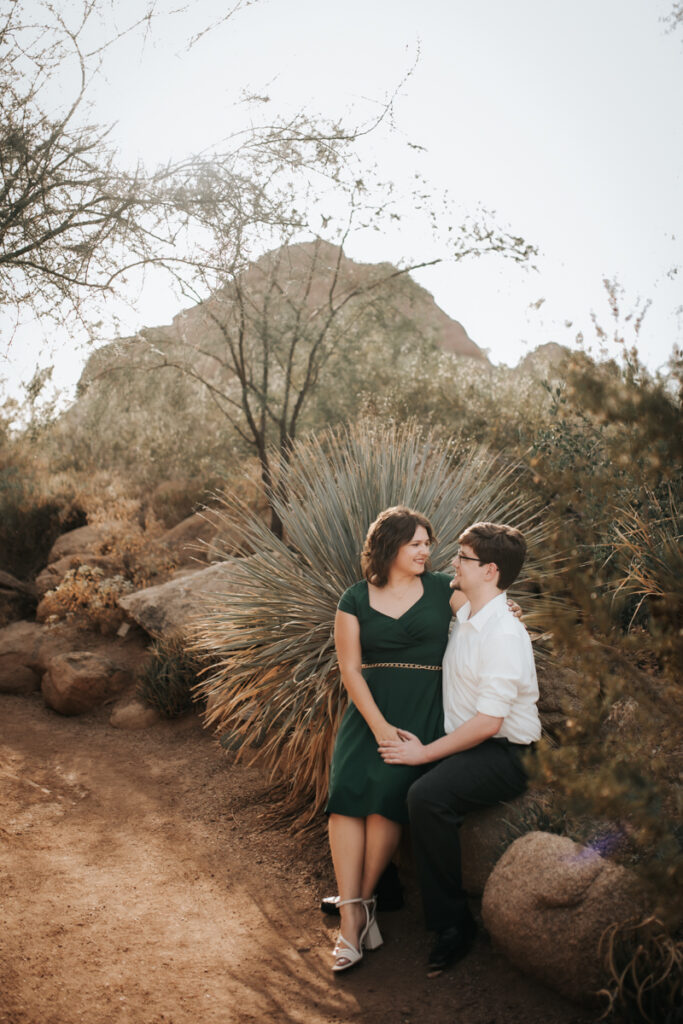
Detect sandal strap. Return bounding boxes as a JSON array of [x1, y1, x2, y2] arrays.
[[337, 897, 364, 907], [332, 932, 362, 967]]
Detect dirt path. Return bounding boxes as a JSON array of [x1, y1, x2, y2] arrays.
[[0, 695, 592, 1024]]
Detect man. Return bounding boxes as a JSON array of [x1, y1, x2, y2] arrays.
[[379, 521, 541, 976]]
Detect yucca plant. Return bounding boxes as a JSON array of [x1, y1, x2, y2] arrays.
[[606, 484, 683, 635], [138, 633, 207, 718], [192, 421, 558, 828]]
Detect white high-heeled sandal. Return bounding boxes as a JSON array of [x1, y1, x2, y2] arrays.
[[331, 898, 370, 972], [363, 896, 383, 950]]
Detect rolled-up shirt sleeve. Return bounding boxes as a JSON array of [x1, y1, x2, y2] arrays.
[[475, 634, 525, 718]]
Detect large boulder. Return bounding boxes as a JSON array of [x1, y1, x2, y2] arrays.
[[481, 831, 651, 1004], [41, 651, 132, 715], [0, 619, 151, 699], [460, 793, 536, 896], [118, 562, 235, 638], [46, 523, 114, 564]]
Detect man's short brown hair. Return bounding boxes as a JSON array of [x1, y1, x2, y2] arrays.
[[458, 522, 526, 590]]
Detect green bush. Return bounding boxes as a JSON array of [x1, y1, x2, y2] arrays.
[[137, 634, 206, 718]]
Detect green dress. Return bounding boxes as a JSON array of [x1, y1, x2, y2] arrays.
[[326, 571, 453, 824]]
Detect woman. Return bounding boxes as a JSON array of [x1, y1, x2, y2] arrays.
[[326, 505, 460, 971]]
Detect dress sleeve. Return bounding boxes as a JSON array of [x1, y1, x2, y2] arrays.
[[337, 583, 360, 616], [431, 571, 454, 602]]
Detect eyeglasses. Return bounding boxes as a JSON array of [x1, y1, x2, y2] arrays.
[[454, 550, 485, 564]]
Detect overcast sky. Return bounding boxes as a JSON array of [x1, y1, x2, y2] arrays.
[[3, 0, 682, 402]]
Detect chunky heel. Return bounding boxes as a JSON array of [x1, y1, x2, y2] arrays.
[[363, 897, 384, 950]]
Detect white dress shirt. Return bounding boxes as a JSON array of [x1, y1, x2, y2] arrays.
[[442, 592, 541, 744]]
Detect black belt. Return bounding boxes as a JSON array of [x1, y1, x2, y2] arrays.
[[494, 737, 536, 750]]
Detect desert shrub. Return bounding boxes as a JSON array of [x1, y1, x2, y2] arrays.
[[47, 340, 246, 487], [598, 916, 683, 1024], [526, 348, 683, 923], [192, 420, 559, 828], [137, 634, 206, 717], [356, 348, 561, 454], [90, 506, 177, 588], [39, 565, 134, 635]]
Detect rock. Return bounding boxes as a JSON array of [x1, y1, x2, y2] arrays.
[[41, 651, 132, 715], [481, 831, 651, 1003], [0, 620, 151, 699], [46, 523, 114, 564], [159, 512, 218, 567], [35, 553, 120, 597], [118, 562, 235, 638], [0, 664, 41, 695], [460, 793, 536, 896], [109, 698, 160, 730], [536, 663, 584, 735], [0, 570, 37, 599], [0, 570, 37, 625], [0, 621, 46, 690]]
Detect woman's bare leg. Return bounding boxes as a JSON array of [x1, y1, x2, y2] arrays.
[[361, 814, 402, 901], [328, 813, 367, 947]]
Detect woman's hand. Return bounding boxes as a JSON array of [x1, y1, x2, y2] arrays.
[[507, 599, 523, 620], [379, 728, 426, 766], [373, 723, 402, 745]]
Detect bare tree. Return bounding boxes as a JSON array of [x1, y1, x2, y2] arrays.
[[86, 156, 535, 535], [0, 0, 261, 339], [5, 2, 536, 533]]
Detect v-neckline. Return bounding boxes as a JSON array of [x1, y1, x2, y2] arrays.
[[366, 577, 426, 621]]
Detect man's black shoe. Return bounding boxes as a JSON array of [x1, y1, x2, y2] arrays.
[[427, 916, 477, 977]]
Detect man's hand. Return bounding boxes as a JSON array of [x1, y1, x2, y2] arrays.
[[379, 729, 426, 766]]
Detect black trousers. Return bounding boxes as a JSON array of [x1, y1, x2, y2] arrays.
[[407, 738, 529, 932]]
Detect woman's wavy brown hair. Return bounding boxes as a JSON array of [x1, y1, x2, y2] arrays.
[[361, 505, 436, 587]]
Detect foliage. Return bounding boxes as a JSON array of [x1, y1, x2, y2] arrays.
[[96, 187, 534, 536], [0, 0, 279, 331], [501, 797, 572, 845], [46, 347, 244, 487], [598, 916, 683, 1024], [137, 634, 206, 718], [192, 420, 557, 827], [525, 344, 683, 922], [87, 501, 178, 589], [359, 347, 563, 452], [39, 564, 134, 635]]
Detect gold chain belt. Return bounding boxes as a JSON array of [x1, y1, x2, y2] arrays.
[[361, 662, 441, 671]]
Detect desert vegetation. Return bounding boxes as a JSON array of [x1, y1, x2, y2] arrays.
[[3, 304, 682, 1017], [2, 2, 682, 1018]]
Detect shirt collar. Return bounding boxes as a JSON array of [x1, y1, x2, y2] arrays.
[[455, 591, 508, 632]]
